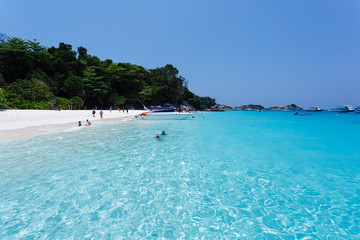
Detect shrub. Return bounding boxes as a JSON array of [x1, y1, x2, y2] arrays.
[[56, 97, 72, 110], [9, 78, 53, 102], [71, 96, 84, 110], [0, 88, 8, 109]]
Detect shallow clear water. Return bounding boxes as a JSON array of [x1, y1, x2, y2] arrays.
[[1, 111, 360, 239]]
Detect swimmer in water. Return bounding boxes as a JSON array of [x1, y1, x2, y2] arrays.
[[85, 119, 91, 126]]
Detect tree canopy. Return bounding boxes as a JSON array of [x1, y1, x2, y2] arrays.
[[0, 34, 216, 110]]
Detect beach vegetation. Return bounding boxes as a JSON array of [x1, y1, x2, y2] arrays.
[[0, 88, 8, 109], [0, 35, 216, 110], [56, 97, 73, 110], [9, 78, 53, 102], [109, 93, 127, 107], [30, 101, 53, 109], [0, 73, 5, 87], [1, 90, 24, 109], [1, 89, 52, 109], [63, 74, 84, 98], [71, 96, 84, 110]]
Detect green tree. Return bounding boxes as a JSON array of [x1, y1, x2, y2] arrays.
[[77, 46, 88, 60], [83, 66, 109, 105], [27, 39, 46, 52], [0, 88, 8, 109], [0, 73, 5, 87], [31, 78, 52, 101], [64, 74, 84, 97], [71, 96, 84, 109], [0, 37, 31, 83], [3, 37, 29, 50], [138, 86, 153, 104], [9, 79, 33, 100], [56, 97, 72, 110], [0, 35, 216, 110], [115, 63, 146, 102], [9, 78, 52, 102], [109, 93, 126, 107]]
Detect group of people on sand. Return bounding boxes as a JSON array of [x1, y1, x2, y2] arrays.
[[78, 107, 108, 126], [155, 131, 167, 139], [78, 119, 91, 127], [92, 109, 103, 119], [92, 107, 130, 118], [117, 107, 129, 113]]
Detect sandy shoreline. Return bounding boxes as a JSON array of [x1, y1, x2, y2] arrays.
[[0, 109, 143, 142]]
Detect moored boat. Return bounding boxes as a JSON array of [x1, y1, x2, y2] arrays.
[[136, 107, 193, 120], [328, 105, 355, 113], [306, 106, 323, 112]]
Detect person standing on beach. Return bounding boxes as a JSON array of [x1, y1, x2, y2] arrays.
[[100, 110, 103, 119], [92, 109, 96, 117]]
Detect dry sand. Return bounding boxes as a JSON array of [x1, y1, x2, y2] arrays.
[[0, 109, 143, 142]]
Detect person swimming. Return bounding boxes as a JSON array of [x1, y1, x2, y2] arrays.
[[155, 134, 160, 139], [161, 130, 166, 135], [85, 119, 91, 126]]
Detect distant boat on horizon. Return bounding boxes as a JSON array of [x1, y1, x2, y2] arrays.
[[328, 105, 355, 113], [306, 106, 323, 112]]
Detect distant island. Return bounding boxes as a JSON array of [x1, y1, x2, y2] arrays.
[[0, 34, 216, 110], [206, 103, 304, 111]]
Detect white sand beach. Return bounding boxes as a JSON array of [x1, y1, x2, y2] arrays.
[[0, 109, 143, 142]]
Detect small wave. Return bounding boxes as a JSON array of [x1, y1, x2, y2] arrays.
[[63, 126, 83, 132]]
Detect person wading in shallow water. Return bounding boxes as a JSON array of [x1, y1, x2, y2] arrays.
[[85, 119, 91, 126], [100, 110, 103, 119]]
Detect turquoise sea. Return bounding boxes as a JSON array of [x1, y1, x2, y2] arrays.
[[1, 111, 360, 239]]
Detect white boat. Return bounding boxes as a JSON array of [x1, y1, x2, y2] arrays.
[[329, 105, 355, 113], [306, 106, 323, 112], [135, 107, 193, 120]]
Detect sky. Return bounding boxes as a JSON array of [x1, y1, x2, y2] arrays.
[[1, 0, 359, 108]]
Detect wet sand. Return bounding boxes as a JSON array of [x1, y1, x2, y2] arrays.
[[0, 110, 142, 142]]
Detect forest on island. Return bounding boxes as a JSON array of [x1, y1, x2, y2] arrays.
[[0, 34, 216, 110]]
